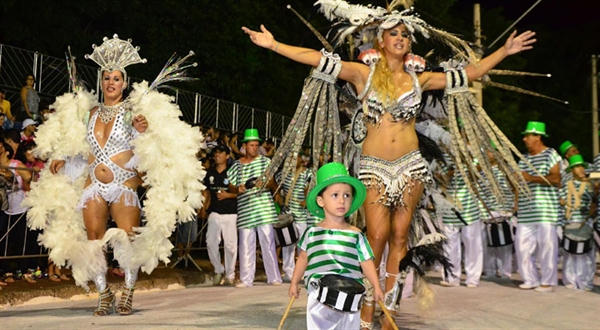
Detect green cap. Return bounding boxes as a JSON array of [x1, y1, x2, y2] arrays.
[[241, 128, 262, 143], [559, 140, 577, 156], [306, 162, 366, 218], [567, 154, 587, 170], [521, 121, 548, 137]]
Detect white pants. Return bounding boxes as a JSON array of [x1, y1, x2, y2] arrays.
[[306, 283, 359, 330], [442, 221, 483, 286], [206, 213, 238, 280], [238, 224, 282, 285], [562, 246, 595, 290], [482, 218, 513, 278], [281, 222, 308, 276], [515, 223, 558, 286]]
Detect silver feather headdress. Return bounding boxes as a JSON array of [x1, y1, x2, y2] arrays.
[[315, 0, 477, 62], [85, 34, 147, 79]]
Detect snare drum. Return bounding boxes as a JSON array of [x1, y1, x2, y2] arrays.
[[562, 223, 593, 254], [273, 213, 299, 247], [316, 274, 365, 312], [485, 217, 514, 247]]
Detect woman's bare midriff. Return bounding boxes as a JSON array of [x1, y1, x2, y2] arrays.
[[361, 114, 418, 161]]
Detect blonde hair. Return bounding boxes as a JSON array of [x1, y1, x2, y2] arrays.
[[371, 30, 411, 107]]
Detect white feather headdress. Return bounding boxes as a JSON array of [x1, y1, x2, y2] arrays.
[[315, 0, 476, 62]]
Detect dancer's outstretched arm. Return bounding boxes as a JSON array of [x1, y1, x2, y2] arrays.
[[421, 30, 537, 91], [242, 24, 369, 93]]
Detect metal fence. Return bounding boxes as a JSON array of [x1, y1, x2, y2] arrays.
[[0, 43, 292, 141]]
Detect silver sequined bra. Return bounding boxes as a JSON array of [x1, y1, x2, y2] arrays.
[[364, 70, 422, 124], [83, 102, 138, 203]]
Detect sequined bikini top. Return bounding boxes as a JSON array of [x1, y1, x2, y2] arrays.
[[363, 69, 422, 124]]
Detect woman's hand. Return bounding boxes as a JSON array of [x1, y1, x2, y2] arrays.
[[241, 24, 276, 51], [49, 160, 66, 174], [504, 30, 536, 56], [133, 114, 148, 133]]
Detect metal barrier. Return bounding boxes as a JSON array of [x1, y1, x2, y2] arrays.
[[0, 43, 292, 141]]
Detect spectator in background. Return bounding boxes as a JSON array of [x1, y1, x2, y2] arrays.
[[202, 145, 238, 286], [0, 142, 34, 283], [228, 132, 243, 159], [4, 130, 21, 160], [262, 139, 275, 158], [20, 74, 40, 121], [0, 89, 15, 130], [20, 119, 36, 143]]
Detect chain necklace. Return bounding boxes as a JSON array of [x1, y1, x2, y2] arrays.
[[98, 102, 123, 123]]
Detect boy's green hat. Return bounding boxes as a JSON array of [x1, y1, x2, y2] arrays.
[[306, 162, 366, 218], [521, 121, 548, 137], [567, 154, 587, 170], [559, 140, 577, 156], [241, 128, 262, 142]]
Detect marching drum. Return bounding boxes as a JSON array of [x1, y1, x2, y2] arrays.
[[562, 222, 593, 254], [316, 274, 365, 313], [273, 213, 299, 247], [485, 216, 514, 247]]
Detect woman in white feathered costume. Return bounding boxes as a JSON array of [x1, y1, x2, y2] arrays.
[[23, 35, 205, 316]]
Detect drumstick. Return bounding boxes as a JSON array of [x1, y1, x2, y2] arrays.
[[277, 296, 296, 330], [378, 300, 399, 330]]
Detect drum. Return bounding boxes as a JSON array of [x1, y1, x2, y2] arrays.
[[273, 213, 299, 247], [563, 223, 593, 254], [485, 217, 514, 247], [316, 274, 365, 312]]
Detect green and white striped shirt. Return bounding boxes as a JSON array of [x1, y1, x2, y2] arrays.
[[228, 155, 278, 229], [517, 148, 561, 224], [277, 169, 321, 226], [298, 227, 374, 287], [480, 166, 515, 214], [442, 156, 481, 226]]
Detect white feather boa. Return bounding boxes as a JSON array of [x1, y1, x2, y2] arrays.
[[25, 83, 205, 290]]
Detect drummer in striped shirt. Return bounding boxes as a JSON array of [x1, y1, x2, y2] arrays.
[[288, 162, 383, 330], [275, 152, 321, 283], [440, 154, 483, 288], [228, 129, 282, 288], [559, 155, 595, 291], [516, 121, 561, 293]]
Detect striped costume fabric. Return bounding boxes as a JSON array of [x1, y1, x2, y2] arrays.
[[442, 156, 481, 226], [517, 148, 561, 224], [481, 166, 515, 213], [228, 155, 278, 229], [298, 227, 374, 287], [277, 169, 321, 226]]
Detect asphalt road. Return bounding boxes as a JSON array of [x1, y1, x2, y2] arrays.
[[1, 274, 598, 330]]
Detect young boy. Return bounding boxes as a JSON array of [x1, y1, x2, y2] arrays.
[[288, 162, 384, 329]]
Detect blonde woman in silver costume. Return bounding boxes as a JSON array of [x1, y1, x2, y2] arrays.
[[243, 17, 535, 329]]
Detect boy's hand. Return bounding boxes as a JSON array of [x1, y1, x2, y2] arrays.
[[288, 283, 301, 299], [374, 287, 385, 306]]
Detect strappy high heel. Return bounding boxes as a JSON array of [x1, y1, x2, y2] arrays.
[[93, 287, 116, 316], [117, 287, 135, 315]]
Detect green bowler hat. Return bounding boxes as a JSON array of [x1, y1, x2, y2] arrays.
[[559, 140, 577, 156], [567, 154, 587, 170], [521, 121, 548, 137], [306, 162, 366, 218], [241, 128, 262, 143]]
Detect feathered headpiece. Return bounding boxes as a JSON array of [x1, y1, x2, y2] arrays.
[[315, 0, 477, 62], [84, 34, 147, 79]]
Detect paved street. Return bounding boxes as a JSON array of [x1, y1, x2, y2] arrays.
[[1, 273, 598, 330]]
